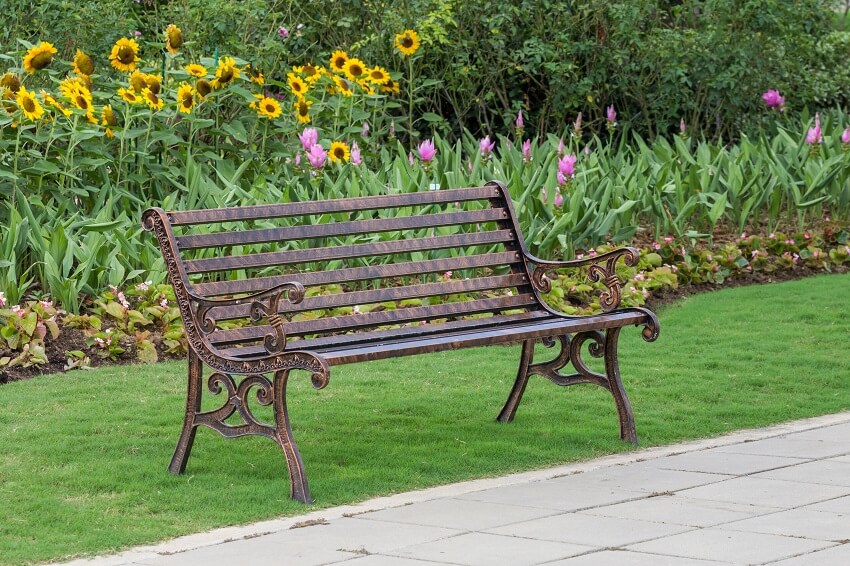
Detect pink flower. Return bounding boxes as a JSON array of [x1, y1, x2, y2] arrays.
[[467, 159, 473, 174], [557, 138, 565, 156], [515, 110, 524, 130], [294, 151, 301, 166], [360, 122, 369, 137], [306, 143, 327, 169], [136, 281, 151, 292], [558, 154, 577, 179], [298, 127, 318, 151], [522, 139, 532, 161], [554, 191, 564, 207], [785, 239, 795, 245], [11, 305, 24, 317], [769, 233, 775, 239], [0, 291, 5, 308], [159, 294, 169, 308], [584, 145, 591, 155], [479, 135, 496, 158], [679, 117, 686, 134], [117, 292, 129, 309], [576, 254, 584, 260], [557, 172, 568, 186], [813, 250, 820, 258], [663, 236, 673, 244], [573, 113, 582, 133], [762, 89, 785, 110], [804, 231, 811, 239], [278, 26, 289, 39], [652, 241, 661, 251], [842, 127, 850, 144], [751, 250, 759, 259], [805, 113, 823, 145], [350, 142, 362, 165], [589, 249, 597, 257], [606, 105, 617, 123], [133, 30, 142, 39], [417, 139, 437, 162], [741, 232, 747, 239], [443, 271, 453, 280], [408, 152, 414, 166]]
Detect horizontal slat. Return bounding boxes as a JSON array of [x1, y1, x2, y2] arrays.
[[209, 294, 539, 347], [192, 251, 522, 296], [166, 185, 502, 225], [177, 208, 507, 250], [183, 229, 516, 274], [220, 311, 554, 358], [208, 273, 530, 321]]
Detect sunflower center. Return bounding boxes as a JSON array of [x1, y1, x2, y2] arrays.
[[22, 96, 35, 112], [219, 69, 234, 84], [334, 148, 344, 158], [334, 58, 345, 69], [264, 103, 275, 112], [117, 46, 136, 64], [402, 37, 413, 48], [304, 65, 317, 76], [298, 103, 308, 116], [182, 92, 193, 107], [32, 52, 53, 70], [350, 65, 363, 76], [76, 96, 89, 110], [293, 82, 302, 92]]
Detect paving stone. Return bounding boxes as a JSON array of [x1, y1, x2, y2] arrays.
[[721, 507, 850, 541], [328, 556, 453, 565], [134, 538, 352, 566], [357, 498, 559, 531], [542, 549, 732, 565], [584, 492, 776, 527], [752, 459, 850, 487], [548, 464, 728, 494], [644, 450, 807, 475], [767, 543, 850, 565], [626, 527, 833, 564], [676, 476, 850, 508], [783, 422, 850, 443], [486, 511, 692, 547], [386, 532, 593, 566], [802, 494, 850, 513], [711, 437, 849, 459], [832, 455, 850, 464], [457, 481, 643, 511]]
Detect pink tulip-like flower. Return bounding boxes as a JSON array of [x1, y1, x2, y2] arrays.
[[663, 236, 673, 244], [298, 127, 318, 151], [278, 26, 289, 39], [479, 135, 496, 158], [573, 112, 582, 134], [522, 139, 532, 161], [134, 30, 142, 39], [606, 105, 617, 123], [540, 188, 547, 203], [417, 139, 437, 162], [652, 241, 661, 251], [762, 89, 785, 110], [679, 117, 686, 134], [557, 172, 567, 186], [350, 142, 362, 165], [805, 113, 822, 145], [361, 122, 369, 137], [557, 138, 565, 156], [408, 152, 414, 166], [516, 110, 524, 130], [306, 143, 327, 169], [554, 191, 564, 207], [467, 159, 473, 174], [294, 151, 301, 166], [558, 153, 577, 179], [443, 271, 453, 280], [0, 291, 5, 307], [842, 127, 850, 144]]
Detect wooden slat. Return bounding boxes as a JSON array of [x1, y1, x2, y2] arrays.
[[192, 251, 522, 296], [166, 185, 501, 225], [218, 311, 554, 358], [208, 294, 539, 347], [208, 273, 529, 321], [183, 229, 515, 274]]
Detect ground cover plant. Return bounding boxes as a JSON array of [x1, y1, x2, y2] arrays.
[[1, 274, 849, 564]]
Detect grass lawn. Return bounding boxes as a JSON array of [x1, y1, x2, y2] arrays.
[[2, 274, 849, 564]]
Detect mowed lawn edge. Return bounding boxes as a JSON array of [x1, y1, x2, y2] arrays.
[[1, 274, 848, 564]]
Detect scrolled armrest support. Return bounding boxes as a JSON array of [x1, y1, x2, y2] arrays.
[[191, 281, 305, 355], [526, 247, 640, 312]]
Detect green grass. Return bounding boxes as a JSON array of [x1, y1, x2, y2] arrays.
[[2, 275, 850, 564]]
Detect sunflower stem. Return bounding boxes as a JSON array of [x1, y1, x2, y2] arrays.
[[407, 55, 415, 141]]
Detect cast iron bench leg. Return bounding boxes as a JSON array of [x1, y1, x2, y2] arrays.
[[168, 347, 202, 474], [273, 369, 313, 504], [497, 339, 535, 423], [604, 327, 638, 445]]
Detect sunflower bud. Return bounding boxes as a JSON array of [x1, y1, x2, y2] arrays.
[[0, 72, 21, 94], [73, 50, 95, 76], [196, 78, 212, 97], [102, 104, 118, 127], [166, 24, 184, 54]]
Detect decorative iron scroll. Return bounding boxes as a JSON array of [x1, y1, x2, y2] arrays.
[[527, 247, 639, 312], [195, 372, 276, 438], [527, 331, 611, 389]]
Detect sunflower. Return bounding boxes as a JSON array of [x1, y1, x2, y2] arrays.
[[40, 90, 72, 117], [196, 79, 212, 98], [287, 73, 308, 97], [101, 104, 117, 137], [294, 97, 312, 123], [212, 56, 239, 89], [332, 76, 353, 97], [16, 86, 44, 121], [23, 42, 57, 73], [129, 70, 148, 93], [176, 83, 195, 114], [185, 63, 207, 78], [142, 88, 164, 111], [254, 96, 282, 119], [381, 77, 401, 95], [295, 64, 321, 84], [329, 50, 348, 73], [366, 66, 390, 86], [394, 29, 420, 56], [357, 79, 377, 96], [117, 87, 142, 104], [69, 87, 94, 115], [0, 73, 21, 95], [72, 49, 94, 76], [247, 65, 265, 86], [328, 141, 350, 163], [165, 24, 183, 54], [109, 38, 140, 72], [145, 74, 162, 95], [342, 58, 366, 81]]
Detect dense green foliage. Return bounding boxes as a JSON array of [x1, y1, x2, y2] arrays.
[[3, 0, 848, 139]]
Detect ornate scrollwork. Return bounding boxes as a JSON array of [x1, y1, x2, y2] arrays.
[[197, 372, 276, 438], [527, 247, 639, 312], [527, 331, 610, 389]]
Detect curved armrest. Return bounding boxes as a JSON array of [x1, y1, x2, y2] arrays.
[[525, 247, 640, 312], [188, 281, 305, 355]]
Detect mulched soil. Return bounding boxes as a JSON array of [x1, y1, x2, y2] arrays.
[[1, 265, 845, 385]]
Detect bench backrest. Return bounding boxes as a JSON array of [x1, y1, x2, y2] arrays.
[[145, 181, 542, 350]]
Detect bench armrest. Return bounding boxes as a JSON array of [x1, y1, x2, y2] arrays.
[[187, 281, 305, 355], [524, 247, 639, 312]]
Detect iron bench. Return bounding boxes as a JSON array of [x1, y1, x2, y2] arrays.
[[142, 180, 659, 503]]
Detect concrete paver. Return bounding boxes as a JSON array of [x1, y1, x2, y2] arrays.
[[53, 412, 850, 566]]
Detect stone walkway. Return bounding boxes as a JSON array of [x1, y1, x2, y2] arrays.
[[60, 412, 850, 566]]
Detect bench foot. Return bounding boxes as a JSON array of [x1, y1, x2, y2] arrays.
[[497, 328, 638, 445], [168, 348, 203, 474], [273, 369, 313, 504]]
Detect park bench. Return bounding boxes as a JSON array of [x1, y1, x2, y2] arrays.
[[142, 180, 659, 503]]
